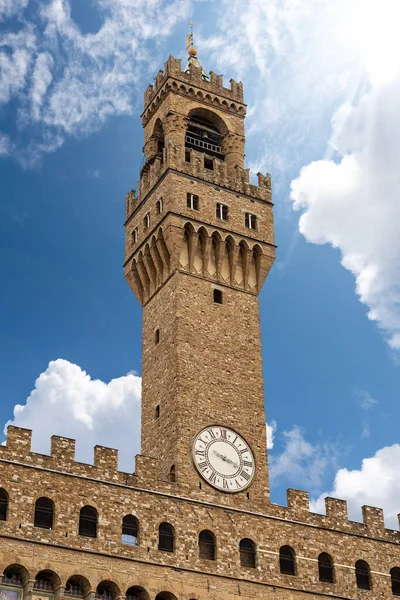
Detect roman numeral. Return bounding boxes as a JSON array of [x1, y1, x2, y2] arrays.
[[243, 460, 253, 468], [234, 479, 241, 489], [240, 448, 249, 454], [223, 479, 229, 489], [232, 436, 238, 445], [207, 429, 216, 439], [219, 428, 227, 439], [198, 461, 208, 471], [195, 449, 205, 457], [241, 470, 251, 481], [209, 472, 217, 484]]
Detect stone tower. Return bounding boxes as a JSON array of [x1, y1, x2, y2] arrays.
[[124, 44, 276, 508]]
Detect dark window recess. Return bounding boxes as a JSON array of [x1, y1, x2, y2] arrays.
[[122, 514, 138, 546], [168, 465, 176, 483], [0, 488, 8, 521], [156, 199, 163, 214], [144, 213, 150, 229], [245, 212, 257, 229], [355, 560, 371, 590], [158, 522, 174, 552], [204, 156, 214, 170], [199, 530, 216, 560], [155, 404, 160, 419], [240, 538, 256, 568], [34, 497, 54, 529], [213, 289, 223, 304], [34, 573, 55, 592], [318, 553, 334, 583], [185, 149, 191, 163], [280, 546, 296, 575], [79, 505, 98, 538], [187, 192, 199, 210], [96, 585, 113, 600], [216, 203, 228, 220], [65, 580, 85, 597], [155, 328, 160, 345], [392, 568, 400, 596], [2, 570, 23, 587], [126, 587, 148, 600]]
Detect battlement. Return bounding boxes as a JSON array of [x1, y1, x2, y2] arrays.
[[143, 55, 244, 112]]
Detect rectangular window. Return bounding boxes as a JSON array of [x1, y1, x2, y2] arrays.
[[156, 198, 163, 214], [245, 213, 257, 229], [144, 212, 150, 229], [204, 156, 214, 170], [213, 289, 223, 304], [216, 203, 228, 221], [185, 149, 191, 163], [155, 328, 160, 345], [187, 193, 199, 210], [132, 228, 138, 244]]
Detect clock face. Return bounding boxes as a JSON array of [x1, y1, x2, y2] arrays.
[[192, 425, 255, 492]]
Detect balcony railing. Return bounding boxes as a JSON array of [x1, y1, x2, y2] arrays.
[[185, 135, 223, 156]]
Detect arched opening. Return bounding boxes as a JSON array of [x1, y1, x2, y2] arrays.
[[155, 593, 177, 600], [199, 530, 216, 560], [279, 546, 296, 575], [153, 119, 165, 157], [95, 582, 119, 600], [34, 570, 60, 592], [1, 565, 28, 587], [239, 538, 256, 568], [122, 515, 139, 546], [158, 522, 174, 552], [0, 488, 8, 521], [65, 576, 90, 598], [355, 560, 371, 590], [391, 568, 400, 596], [34, 497, 54, 529], [318, 552, 334, 583], [79, 506, 98, 538], [126, 587, 149, 600], [185, 109, 226, 161], [168, 465, 176, 483]]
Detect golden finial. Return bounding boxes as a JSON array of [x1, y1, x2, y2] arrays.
[[186, 20, 197, 57]]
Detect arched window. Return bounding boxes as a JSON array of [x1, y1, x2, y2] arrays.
[[34, 497, 54, 529], [126, 587, 150, 600], [318, 552, 334, 583], [185, 109, 226, 161], [95, 582, 119, 600], [0, 488, 8, 521], [199, 530, 216, 560], [34, 571, 60, 592], [240, 538, 256, 568], [279, 545, 295, 575], [355, 560, 371, 590], [155, 593, 177, 600], [122, 514, 138, 546], [168, 465, 176, 483], [391, 567, 400, 596], [65, 576, 90, 598], [1, 565, 26, 587], [79, 505, 98, 538], [158, 522, 174, 552]]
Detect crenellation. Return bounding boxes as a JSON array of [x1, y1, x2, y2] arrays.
[[324, 497, 348, 526], [94, 446, 119, 480], [286, 489, 309, 515], [4, 426, 32, 458], [51, 435, 76, 464], [125, 189, 137, 220], [362, 505, 385, 536]]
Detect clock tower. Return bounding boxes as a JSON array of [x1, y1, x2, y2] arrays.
[[124, 40, 275, 508]]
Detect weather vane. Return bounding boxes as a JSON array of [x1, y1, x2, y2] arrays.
[[186, 20, 196, 55]]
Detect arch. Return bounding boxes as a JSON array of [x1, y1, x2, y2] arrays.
[[238, 106, 245, 114], [168, 465, 176, 483], [355, 560, 371, 590], [187, 108, 228, 136], [179, 85, 186, 92], [205, 94, 212, 101], [279, 545, 296, 575], [122, 514, 138, 546], [126, 587, 149, 600], [221, 100, 229, 108], [34, 570, 61, 592], [239, 538, 256, 568], [196, 91, 203, 99], [318, 552, 334, 583], [213, 97, 220, 105], [1, 565, 29, 587], [155, 593, 177, 600], [249, 244, 262, 290], [0, 488, 8, 521], [65, 575, 91, 598], [188, 87, 195, 95], [95, 581, 120, 600], [79, 505, 98, 538], [152, 119, 165, 156], [391, 567, 400, 596], [172, 82, 178, 90], [199, 530, 216, 560], [34, 496, 54, 529], [158, 522, 174, 552], [210, 231, 222, 279]]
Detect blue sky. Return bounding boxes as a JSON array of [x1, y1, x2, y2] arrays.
[[1, 0, 400, 525]]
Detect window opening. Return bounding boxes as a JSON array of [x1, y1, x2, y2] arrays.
[[391, 568, 400, 596], [187, 193, 199, 210], [318, 552, 334, 583], [0, 488, 8, 521], [95, 585, 113, 600], [279, 546, 295, 575], [132, 228, 138, 244], [245, 213, 257, 229], [34, 572, 55, 592], [185, 149, 191, 163], [199, 530, 216, 560], [65, 580, 85, 597], [155, 404, 160, 419], [216, 203, 228, 220], [79, 505, 98, 538], [185, 113, 224, 160], [34, 497, 54, 529], [213, 289, 223, 304], [2, 570, 23, 587], [122, 514, 138, 546], [240, 539, 256, 568], [168, 465, 176, 483], [204, 156, 214, 170], [144, 213, 150, 229], [156, 199, 163, 214], [355, 560, 371, 590], [155, 328, 160, 345], [158, 522, 174, 552]]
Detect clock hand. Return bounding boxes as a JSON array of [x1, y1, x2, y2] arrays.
[[212, 450, 239, 469]]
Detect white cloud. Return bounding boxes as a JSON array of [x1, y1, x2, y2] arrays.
[[0, 131, 10, 154], [30, 52, 54, 121], [354, 389, 377, 411], [311, 444, 400, 529], [5, 359, 142, 472], [266, 419, 276, 450], [269, 426, 339, 492], [0, 0, 29, 21], [0, 27, 36, 104]]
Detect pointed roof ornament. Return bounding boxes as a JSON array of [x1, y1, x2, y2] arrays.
[[184, 21, 210, 81]]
